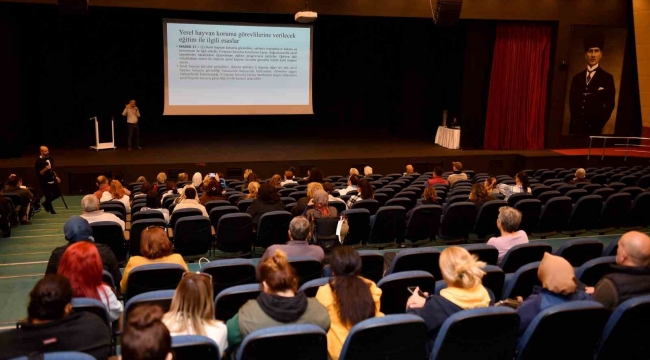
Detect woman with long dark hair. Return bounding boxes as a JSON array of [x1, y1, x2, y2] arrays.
[[469, 183, 496, 210], [246, 183, 285, 226], [306, 167, 324, 183], [316, 247, 382, 360], [495, 171, 532, 200], [346, 178, 375, 208]]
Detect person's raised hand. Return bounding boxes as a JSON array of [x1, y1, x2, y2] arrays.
[[406, 287, 426, 309]]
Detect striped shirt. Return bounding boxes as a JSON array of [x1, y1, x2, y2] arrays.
[[496, 184, 531, 200]]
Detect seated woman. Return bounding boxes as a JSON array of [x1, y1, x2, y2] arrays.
[[305, 190, 338, 234], [239, 182, 260, 202], [122, 304, 172, 360], [156, 172, 167, 188], [484, 177, 498, 195], [141, 189, 170, 223], [495, 171, 532, 200], [100, 180, 131, 213], [517, 253, 590, 335], [200, 179, 226, 205], [226, 249, 330, 348], [306, 167, 324, 183], [469, 183, 496, 211], [163, 273, 228, 356], [57, 242, 123, 322], [406, 246, 491, 352], [406, 186, 438, 218], [322, 182, 347, 208], [173, 187, 208, 216], [134, 181, 152, 201], [292, 182, 324, 216], [120, 227, 188, 293], [316, 247, 382, 360], [161, 180, 179, 204], [269, 174, 282, 188], [241, 172, 259, 194], [246, 183, 285, 227], [346, 179, 374, 208]]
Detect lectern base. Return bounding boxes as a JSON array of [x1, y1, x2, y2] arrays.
[[90, 142, 116, 151]]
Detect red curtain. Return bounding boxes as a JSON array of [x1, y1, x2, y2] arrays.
[[484, 23, 552, 150]]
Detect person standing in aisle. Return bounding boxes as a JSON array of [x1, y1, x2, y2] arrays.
[[122, 99, 141, 151]]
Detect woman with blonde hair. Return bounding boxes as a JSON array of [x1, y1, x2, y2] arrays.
[[163, 273, 228, 356], [239, 181, 260, 202], [292, 182, 324, 216], [406, 246, 490, 352], [243, 169, 253, 181], [100, 180, 131, 213], [349, 168, 359, 177], [136, 176, 147, 183], [177, 173, 189, 182], [156, 172, 167, 186]]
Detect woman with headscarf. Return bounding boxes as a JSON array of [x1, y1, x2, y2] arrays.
[[305, 190, 338, 235], [516, 253, 590, 335]]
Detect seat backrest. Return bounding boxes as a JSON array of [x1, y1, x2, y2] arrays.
[[514, 199, 542, 234], [288, 256, 323, 287], [500, 243, 552, 273], [377, 271, 436, 314], [405, 205, 442, 242], [172, 335, 221, 360], [481, 265, 506, 300], [536, 190, 561, 205], [369, 206, 406, 245], [339, 315, 428, 360], [531, 186, 552, 198], [439, 202, 477, 241], [125, 264, 185, 302], [387, 247, 442, 279], [600, 193, 632, 228], [555, 238, 604, 267], [329, 201, 347, 214], [236, 324, 327, 360], [201, 258, 257, 298], [501, 261, 541, 300], [565, 189, 588, 203], [630, 192, 650, 227], [537, 196, 572, 233], [384, 197, 411, 210], [351, 199, 379, 215], [288, 191, 307, 202], [464, 244, 499, 265], [474, 200, 508, 239], [516, 301, 610, 360], [204, 200, 231, 214], [358, 250, 384, 283], [575, 256, 616, 286], [620, 186, 644, 198], [170, 208, 202, 229], [582, 183, 602, 194], [299, 277, 330, 297], [593, 187, 615, 200], [209, 205, 241, 229], [595, 294, 650, 360], [508, 193, 533, 207], [131, 210, 165, 223], [89, 221, 127, 264], [430, 307, 519, 360], [215, 213, 254, 254], [256, 211, 292, 248], [42, 352, 96, 360], [70, 297, 110, 327], [214, 283, 262, 321], [237, 199, 253, 213], [341, 209, 370, 246], [173, 215, 211, 257], [124, 289, 175, 327]]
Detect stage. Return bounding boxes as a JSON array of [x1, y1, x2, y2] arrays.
[[0, 133, 648, 195]]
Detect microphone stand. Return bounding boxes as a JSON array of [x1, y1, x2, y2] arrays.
[[51, 167, 68, 210]]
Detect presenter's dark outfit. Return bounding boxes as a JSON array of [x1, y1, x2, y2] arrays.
[[568, 67, 615, 135], [35, 156, 60, 214]]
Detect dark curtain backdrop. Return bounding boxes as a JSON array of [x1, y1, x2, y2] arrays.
[[484, 23, 552, 150]]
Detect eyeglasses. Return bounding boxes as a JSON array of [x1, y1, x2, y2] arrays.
[[183, 271, 212, 281]]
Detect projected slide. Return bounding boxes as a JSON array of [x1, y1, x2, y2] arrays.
[[163, 19, 313, 115]]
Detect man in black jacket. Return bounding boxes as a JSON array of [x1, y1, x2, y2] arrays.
[[0, 275, 111, 359], [593, 231, 650, 310], [568, 32, 616, 135], [45, 215, 122, 286]]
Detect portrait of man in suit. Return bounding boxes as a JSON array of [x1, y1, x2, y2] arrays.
[[568, 32, 616, 135]]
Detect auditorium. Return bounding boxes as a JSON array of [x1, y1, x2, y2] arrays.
[[1, 0, 650, 358]]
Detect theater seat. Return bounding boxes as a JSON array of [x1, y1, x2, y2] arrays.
[[172, 335, 221, 360], [473, 200, 508, 240], [385, 247, 441, 280], [502, 261, 541, 300], [124, 264, 185, 303], [377, 271, 435, 315], [594, 294, 650, 360], [554, 238, 603, 267], [299, 277, 330, 297], [124, 290, 175, 328], [464, 244, 499, 265], [214, 283, 262, 321], [340, 209, 370, 246], [438, 202, 477, 244], [237, 324, 327, 360], [288, 256, 323, 288], [563, 195, 604, 235], [575, 256, 616, 287], [201, 259, 257, 298], [499, 243, 552, 274], [71, 298, 110, 328], [405, 205, 442, 244]]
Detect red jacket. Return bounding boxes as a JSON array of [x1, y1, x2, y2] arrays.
[[428, 177, 449, 187]]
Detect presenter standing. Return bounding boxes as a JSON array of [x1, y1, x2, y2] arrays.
[[122, 99, 141, 151], [34, 146, 61, 214]]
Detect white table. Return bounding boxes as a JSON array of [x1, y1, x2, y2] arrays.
[[435, 126, 461, 150]]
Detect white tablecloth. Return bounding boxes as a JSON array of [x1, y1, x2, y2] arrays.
[[435, 126, 461, 150]]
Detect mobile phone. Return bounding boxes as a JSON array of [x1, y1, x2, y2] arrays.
[[407, 286, 425, 297]]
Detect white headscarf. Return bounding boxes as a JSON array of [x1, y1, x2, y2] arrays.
[[192, 172, 202, 187]]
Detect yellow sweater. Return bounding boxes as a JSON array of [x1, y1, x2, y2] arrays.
[[120, 254, 189, 293], [315, 277, 383, 360]]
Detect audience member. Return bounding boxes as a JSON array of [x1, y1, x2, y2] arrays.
[[122, 304, 172, 360], [446, 162, 468, 185], [569, 168, 589, 184], [135, 175, 147, 183], [347, 178, 374, 208], [79, 195, 125, 231], [269, 174, 282, 188], [93, 175, 110, 200], [156, 172, 167, 187], [46, 216, 122, 286], [487, 207, 529, 264], [323, 182, 347, 208], [306, 190, 338, 218], [142, 189, 170, 223], [243, 168, 253, 181], [404, 164, 418, 176], [484, 176, 498, 194], [100, 180, 131, 213], [592, 231, 650, 310], [407, 186, 438, 218], [337, 174, 359, 196], [172, 187, 208, 216], [260, 216, 324, 263], [517, 253, 590, 335], [349, 168, 359, 177], [57, 242, 123, 321], [133, 181, 152, 201], [200, 175, 212, 193], [292, 182, 324, 216], [406, 246, 490, 352], [226, 250, 330, 348], [316, 247, 383, 360], [239, 181, 260, 201], [428, 167, 449, 187], [3, 175, 33, 224], [281, 170, 297, 186], [162, 273, 228, 356], [160, 180, 179, 204], [288, 167, 297, 178], [306, 167, 324, 183], [120, 227, 188, 293], [469, 183, 497, 211], [200, 179, 226, 205], [247, 183, 285, 226], [241, 172, 260, 194], [177, 172, 189, 182], [113, 171, 131, 195], [0, 275, 112, 360], [363, 166, 373, 177], [496, 171, 532, 200], [191, 172, 203, 188]]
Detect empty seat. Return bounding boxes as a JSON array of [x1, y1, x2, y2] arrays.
[[594, 294, 650, 360], [594, 193, 632, 233], [100, 202, 126, 220], [237, 199, 253, 213], [172, 215, 211, 258], [204, 200, 231, 214], [90, 221, 127, 265], [554, 238, 604, 267], [502, 261, 541, 300], [128, 219, 167, 257], [201, 259, 257, 298], [172, 335, 221, 360], [636, 174, 650, 188], [591, 174, 608, 185], [373, 193, 388, 207], [473, 200, 508, 240], [256, 211, 292, 249], [385, 197, 413, 211], [531, 186, 552, 198], [438, 202, 477, 243], [629, 192, 650, 227], [565, 189, 588, 203], [124, 263, 185, 303], [209, 206, 240, 229], [515, 301, 610, 360], [575, 256, 616, 287], [593, 187, 615, 200], [236, 324, 327, 360], [214, 283, 262, 321], [288, 191, 306, 202], [500, 243, 552, 273], [404, 205, 442, 244], [543, 179, 562, 187], [607, 182, 626, 193], [131, 210, 165, 223], [619, 186, 644, 198], [313, 217, 340, 253], [556, 184, 577, 195], [339, 315, 428, 360], [514, 200, 542, 235], [341, 209, 370, 246], [377, 271, 435, 314], [536, 191, 561, 205], [430, 307, 519, 360], [533, 196, 572, 237], [351, 199, 379, 215], [358, 250, 384, 283], [214, 213, 254, 256], [538, 171, 556, 183], [386, 248, 441, 279], [170, 208, 202, 229], [288, 256, 323, 288], [464, 244, 499, 265], [564, 195, 604, 235], [482, 265, 506, 300], [582, 183, 602, 194], [299, 277, 330, 297], [367, 206, 406, 247], [619, 175, 638, 187]]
